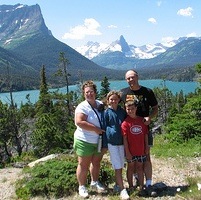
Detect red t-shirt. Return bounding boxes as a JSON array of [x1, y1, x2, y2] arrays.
[[121, 116, 148, 156]]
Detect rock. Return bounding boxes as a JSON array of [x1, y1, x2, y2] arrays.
[[28, 154, 58, 168]]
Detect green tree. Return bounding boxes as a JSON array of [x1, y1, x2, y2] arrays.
[[164, 64, 201, 142], [99, 76, 110, 100], [0, 102, 13, 162], [32, 66, 75, 157], [0, 62, 26, 159], [153, 80, 174, 124], [35, 65, 53, 114], [165, 92, 201, 142], [195, 63, 201, 85], [57, 52, 71, 115]]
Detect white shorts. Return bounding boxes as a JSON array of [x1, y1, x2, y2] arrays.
[[108, 143, 125, 169]]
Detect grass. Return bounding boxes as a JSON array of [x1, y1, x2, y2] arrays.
[[151, 134, 201, 158]]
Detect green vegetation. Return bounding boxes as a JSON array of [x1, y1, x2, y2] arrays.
[[0, 61, 200, 199], [99, 76, 111, 100], [16, 155, 79, 199], [15, 154, 114, 200], [152, 135, 200, 158]]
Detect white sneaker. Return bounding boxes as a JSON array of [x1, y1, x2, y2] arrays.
[[79, 185, 89, 198], [90, 181, 106, 193], [120, 188, 130, 200]]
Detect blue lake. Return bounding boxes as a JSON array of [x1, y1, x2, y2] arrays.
[[0, 79, 199, 106]]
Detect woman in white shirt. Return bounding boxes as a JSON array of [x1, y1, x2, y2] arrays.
[[74, 80, 106, 198]]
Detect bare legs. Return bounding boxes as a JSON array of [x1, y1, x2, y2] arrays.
[[144, 154, 152, 186], [127, 161, 144, 190], [115, 168, 124, 190], [77, 154, 103, 186], [90, 154, 103, 182], [127, 162, 135, 188]]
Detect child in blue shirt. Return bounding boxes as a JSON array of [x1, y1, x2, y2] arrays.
[[104, 90, 129, 200]]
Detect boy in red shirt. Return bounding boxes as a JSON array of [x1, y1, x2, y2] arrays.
[[121, 100, 149, 195]]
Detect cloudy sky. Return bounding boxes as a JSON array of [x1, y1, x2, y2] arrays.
[[1, 0, 201, 49]]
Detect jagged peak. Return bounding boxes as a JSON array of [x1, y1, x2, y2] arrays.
[[0, 3, 27, 12], [0, 3, 52, 47], [119, 35, 130, 52]]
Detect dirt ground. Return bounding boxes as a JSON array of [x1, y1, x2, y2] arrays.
[[0, 155, 201, 200]]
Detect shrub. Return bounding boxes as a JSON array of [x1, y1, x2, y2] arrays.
[[16, 153, 114, 199]]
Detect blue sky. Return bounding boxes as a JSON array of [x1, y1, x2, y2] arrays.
[[1, 0, 201, 49]]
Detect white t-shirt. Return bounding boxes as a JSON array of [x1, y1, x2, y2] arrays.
[[74, 100, 102, 144]]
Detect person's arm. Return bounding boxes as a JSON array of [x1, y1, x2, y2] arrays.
[[150, 105, 158, 119], [144, 105, 158, 125], [75, 113, 104, 135], [144, 131, 149, 155], [123, 135, 132, 161]]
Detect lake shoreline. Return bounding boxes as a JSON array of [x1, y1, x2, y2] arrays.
[[0, 79, 199, 106]]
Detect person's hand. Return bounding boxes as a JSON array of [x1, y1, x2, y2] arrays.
[[95, 127, 105, 135], [101, 148, 108, 154], [126, 152, 132, 162], [143, 117, 151, 125], [145, 146, 150, 155]]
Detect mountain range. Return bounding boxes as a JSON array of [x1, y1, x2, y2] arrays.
[[76, 35, 201, 70], [0, 4, 125, 92], [0, 3, 200, 92], [76, 35, 182, 60]]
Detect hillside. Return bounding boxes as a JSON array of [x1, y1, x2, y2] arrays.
[[0, 4, 200, 92], [0, 156, 200, 200], [0, 46, 39, 92], [0, 4, 125, 91]]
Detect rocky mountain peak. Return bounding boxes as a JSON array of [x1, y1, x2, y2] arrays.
[[119, 35, 130, 53], [0, 3, 51, 47]]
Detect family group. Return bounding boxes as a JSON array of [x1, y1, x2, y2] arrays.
[[73, 70, 158, 199]]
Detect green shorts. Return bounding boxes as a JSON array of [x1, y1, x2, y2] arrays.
[[73, 138, 101, 156]]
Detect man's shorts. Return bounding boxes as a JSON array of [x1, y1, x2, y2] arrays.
[[73, 138, 101, 157]]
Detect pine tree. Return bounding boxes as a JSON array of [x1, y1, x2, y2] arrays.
[[32, 65, 74, 157], [99, 76, 110, 100], [58, 52, 71, 116], [35, 65, 52, 114], [164, 64, 201, 142]]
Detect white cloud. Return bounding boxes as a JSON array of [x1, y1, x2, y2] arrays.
[[148, 18, 157, 24], [62, 18, 101, 40], [108, 25, 117, 28], [177, 7, 193, 17]]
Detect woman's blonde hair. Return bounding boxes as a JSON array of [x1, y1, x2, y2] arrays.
[[81, 80, 97, 95]]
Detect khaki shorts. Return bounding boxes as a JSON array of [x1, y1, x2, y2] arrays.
[[73, 138, 101, 157]]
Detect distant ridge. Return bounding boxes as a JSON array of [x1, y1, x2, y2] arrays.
[[75, 35, 182, 60]]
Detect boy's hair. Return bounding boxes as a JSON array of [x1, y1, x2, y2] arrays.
[[125, 100, 138, 107], [106, 90, 121, 102], [81, 80, 97, 95]]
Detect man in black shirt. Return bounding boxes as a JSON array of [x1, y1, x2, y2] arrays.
[[121, 70, 158, 196]]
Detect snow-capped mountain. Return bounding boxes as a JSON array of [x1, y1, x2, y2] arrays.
[[75, 35, 186, 60], [76, 41, 108, 59]]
